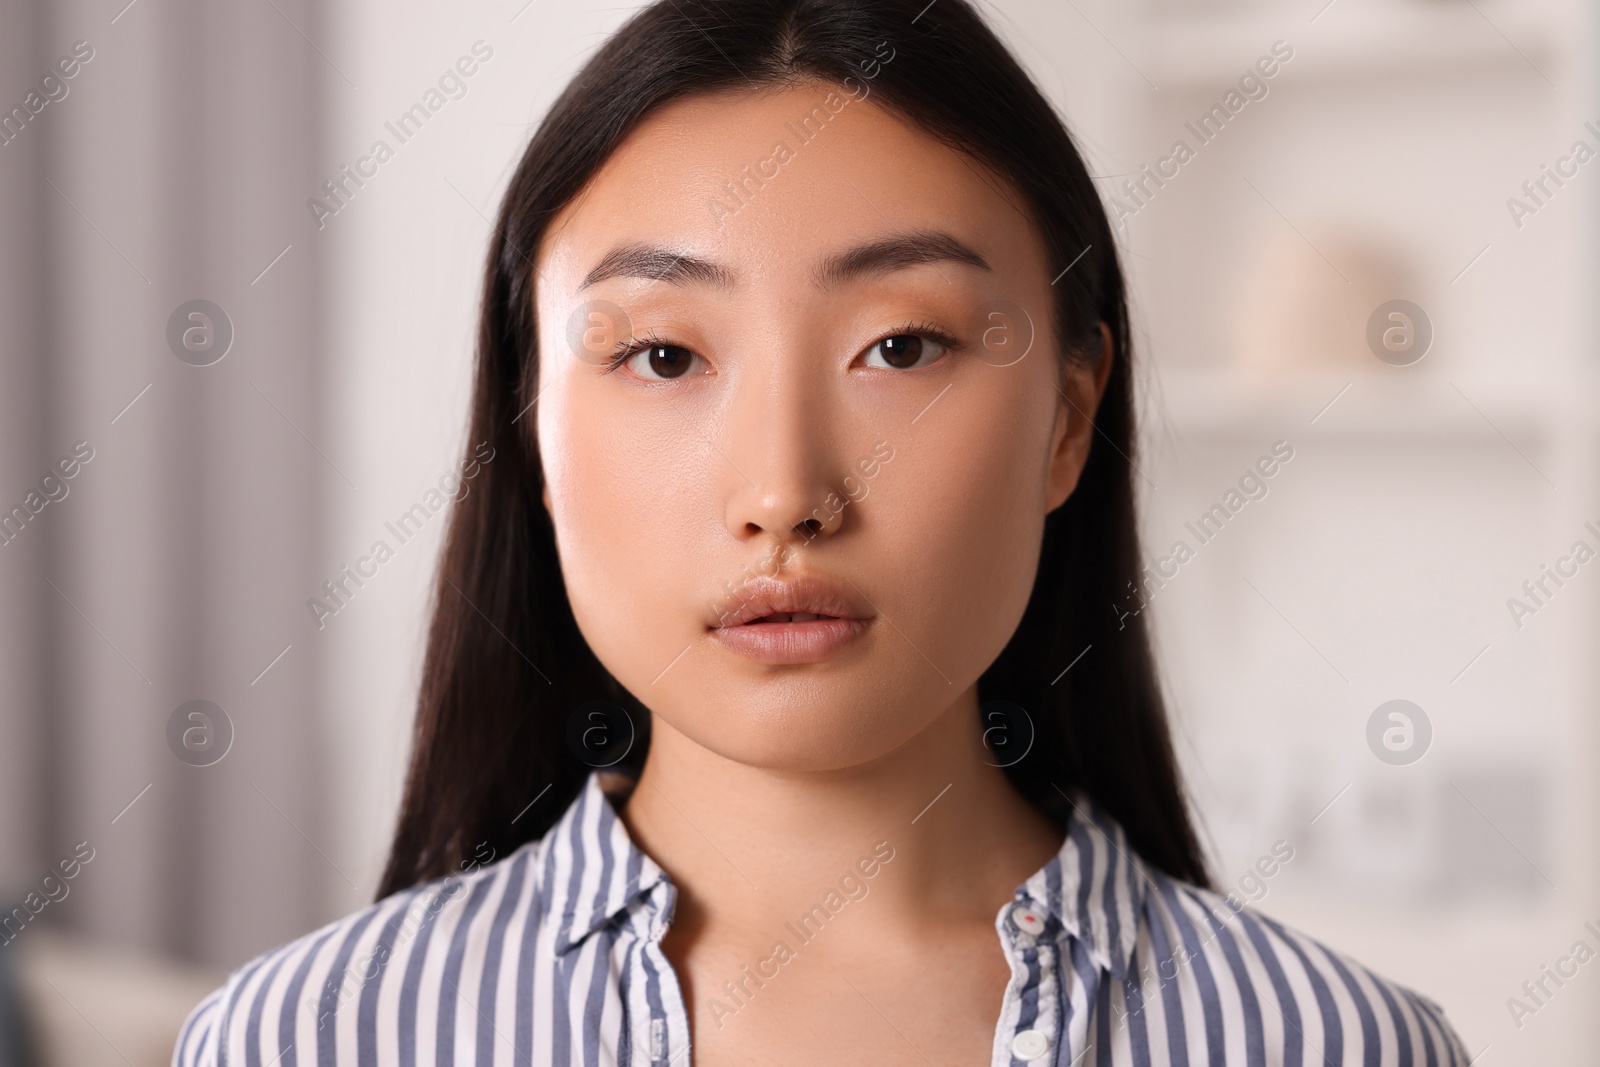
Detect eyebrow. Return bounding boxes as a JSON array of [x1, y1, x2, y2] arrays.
[[579, 244, 736, 291], [576, 229, 992, 292], [813, 230, 991, 288]]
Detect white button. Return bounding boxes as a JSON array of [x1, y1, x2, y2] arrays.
[[1011, 903, 1046, 935], [1011, 1029, 1051, 1060]]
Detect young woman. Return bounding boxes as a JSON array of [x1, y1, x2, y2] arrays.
[[174, 0, 1470, 1063]]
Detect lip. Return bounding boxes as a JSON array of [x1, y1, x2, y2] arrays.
[[708, 572, 875, 664]]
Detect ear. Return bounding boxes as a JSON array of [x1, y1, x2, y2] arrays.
[[542, 481, 552, 513], [1045, 322, 1114, 513]]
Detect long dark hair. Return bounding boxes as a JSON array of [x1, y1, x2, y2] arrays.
[[377, 0, 1210, 898]]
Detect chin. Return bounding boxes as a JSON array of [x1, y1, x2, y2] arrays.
[[663, 675, 933, 773]]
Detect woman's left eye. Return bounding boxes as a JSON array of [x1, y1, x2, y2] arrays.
[[861, 331, 953, 370]]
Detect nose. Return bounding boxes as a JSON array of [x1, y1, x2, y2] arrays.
[[720, 353, 847, 548]]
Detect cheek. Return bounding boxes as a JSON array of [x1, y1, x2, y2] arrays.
[[537, 375, 717, 676], [869, 376, 1053, 668]]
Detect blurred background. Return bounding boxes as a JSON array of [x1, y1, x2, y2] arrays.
[[0, 0, 1594, 1062]]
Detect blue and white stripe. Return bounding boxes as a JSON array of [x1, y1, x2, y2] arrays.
[[172, 773, 1470, 1066]]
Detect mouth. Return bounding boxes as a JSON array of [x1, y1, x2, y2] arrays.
[[745, 611, 838, 623], [708, 573, 874, 664]]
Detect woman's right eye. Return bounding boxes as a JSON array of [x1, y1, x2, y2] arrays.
[[617, 343, 705, 381]]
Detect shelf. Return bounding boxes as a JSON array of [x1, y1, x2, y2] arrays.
[[1148, 1, 1568, 89], [1137, 368, 1590, 443]]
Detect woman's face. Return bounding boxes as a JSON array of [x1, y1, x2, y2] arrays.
[[535, 81, 1108, 771]]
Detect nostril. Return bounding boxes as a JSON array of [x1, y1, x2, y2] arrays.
[[797, 517, 824, 537]]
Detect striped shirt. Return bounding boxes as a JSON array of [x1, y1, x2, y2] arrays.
[[172, 771, 1471, 1066]]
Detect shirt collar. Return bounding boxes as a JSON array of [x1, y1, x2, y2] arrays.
[[549, 771, 672, 955], [546, 772, 1152, 980], [1016, 788, 1152, 983]]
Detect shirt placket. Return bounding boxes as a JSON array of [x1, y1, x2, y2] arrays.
[[621, 876, 692, 1067], [998, 895, 1112, 1067], [995, 897, 1063, 1066]]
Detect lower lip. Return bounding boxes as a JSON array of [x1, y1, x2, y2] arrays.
[[710, 616, 872, 664]]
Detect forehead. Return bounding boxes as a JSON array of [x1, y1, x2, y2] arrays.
[[537, 82, 1046, 292]]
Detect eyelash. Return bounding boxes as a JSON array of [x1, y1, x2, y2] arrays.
[[601, 320, 963, 376], [602, 331, 677, 375]]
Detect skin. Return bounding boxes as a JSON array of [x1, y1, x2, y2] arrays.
[[534, 80, 1113, 1066]]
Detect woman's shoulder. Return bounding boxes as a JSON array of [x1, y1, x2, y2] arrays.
[[1129, 866, 1474, 1065], [1050, 796, 1471, 1064], [170, 835, 549, 1067]]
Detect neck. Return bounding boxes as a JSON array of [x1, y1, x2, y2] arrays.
[[616, 684, 1064, 944]]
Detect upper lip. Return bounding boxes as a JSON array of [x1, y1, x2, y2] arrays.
[[710, 572, 875, 628]]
